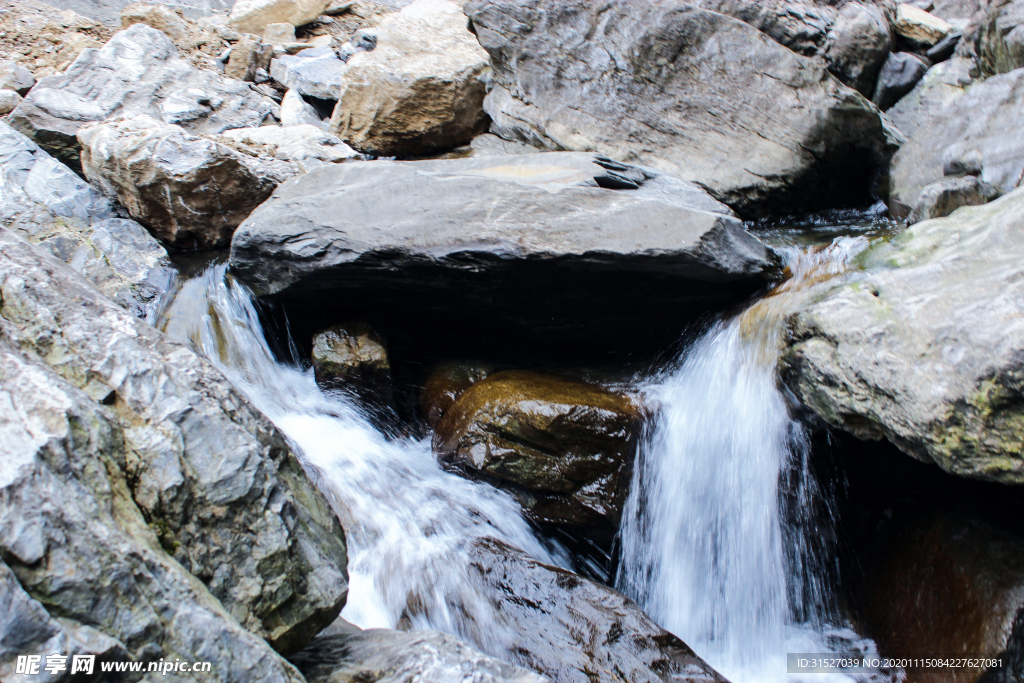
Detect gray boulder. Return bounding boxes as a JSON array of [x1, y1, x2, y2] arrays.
[[463, 0, 896, 218], [873, 51, 929, 110], [906, 174, 1000, 222], [290, 621, 551, 683], [976, 0, 1024, 76], [271, 47, 349, 100], [228, 153, 777, 350], [685, 0, 837, 57], [782, 187, 1024, 483], [885, 57, 973, 140], [7, 24, 274, 172], [888, 66, 1024, 218], [0, 60, 35, 95], [0, 227, 350, 653], [462, 538, 726, 683], [825, 2, 895, 96], [0, 121, 175, 320], [78, 116, 280, 250], [52, 0, 234, 25]]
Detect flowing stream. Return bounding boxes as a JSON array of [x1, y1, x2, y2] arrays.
[[156, 237, 887, 682]]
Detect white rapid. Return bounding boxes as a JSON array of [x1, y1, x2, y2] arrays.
[[158, 264, 568, 658], [617, 237, 884, 683]]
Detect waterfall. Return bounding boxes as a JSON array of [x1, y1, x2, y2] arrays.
[[158, 264, 568, 657], [617, 237, 884, 683]]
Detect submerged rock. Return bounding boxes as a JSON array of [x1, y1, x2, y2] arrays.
[[463, 0, 897, 218], [229, 152, 777, 354], [328, 0, 490, 156], [79, 116, 280, 250], [463, 538, 726, 683], [887, 66, 1024, 218], [290, 620, 550, 683], [7, 24, 273, 172], [434, 371, 640, 532], [782, 187, 1024, 484], [0, 121, 174, 319], [312, 322, 393, 408], [0, 228, 349, 654]]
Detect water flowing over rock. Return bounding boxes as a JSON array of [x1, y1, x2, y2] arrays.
[[434, 371, 640, 533], [783, 187, 1024, 483], [290, 621, 551, 683], [229, 152, 777, 353], [327, 0, 490, 156], [7, 24, 274, 172], [887, 66, 1024, 218], [0, 228, 349, 654], [79, 116, 280, 250], [0, 121, 174, 319], [466, 538, 726, 683], [463, 0, 897, 218]]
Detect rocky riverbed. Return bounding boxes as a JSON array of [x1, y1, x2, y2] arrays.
[[2, 0, 1024, 682]]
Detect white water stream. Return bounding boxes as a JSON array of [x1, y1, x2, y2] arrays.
[[157, 239, 888, 682]]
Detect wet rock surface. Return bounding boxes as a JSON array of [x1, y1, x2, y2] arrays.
[[887, 65, 1024, 218], [0, 121, 175, 319], [434, 371, 640, 532], [464, 0, 897, 218], [783, 187, 1024, 483], [290, 620, 551, 683], [463, 538, 727, 683], [0, 228, 349, 655], [7, 23, 273, 172], [420, 362, 493, 429], [312, 322, 393, 409], [328, 0, 490, 156]]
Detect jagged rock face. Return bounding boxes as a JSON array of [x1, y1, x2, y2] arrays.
[[0, 228, 350, 655], [228, 152, 777, 354], [464, 0, 897, 218], [782, 187, 1024, 484], [461, 538, 727, 683], [0, 121, 175, 319], [888, 66, 1024, 218], [328, 0, 491, 156], [78, 116, 280, 250], [7, 24, 273, 172], [290, 621, 552, 683], [434, 371, 641, 532]]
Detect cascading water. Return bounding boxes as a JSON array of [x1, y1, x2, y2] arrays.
[[617, 237, 885, 683], [157, 263, 569, 659]]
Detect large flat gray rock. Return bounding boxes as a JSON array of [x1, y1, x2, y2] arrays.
[[782, 186, 1024, 484], [463, 0, 897, 218], [229, 153, 778, 352]]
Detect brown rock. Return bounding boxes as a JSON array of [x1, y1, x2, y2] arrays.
[[312, 322, 393, 408], [433, 370, 640, 531], [420, 362, 493, 429]]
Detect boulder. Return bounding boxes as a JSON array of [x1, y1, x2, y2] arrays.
[[7, 24, 274, 173], [229, 0, 331, 34], [263, 22, 297, 45], [782, 187, 1024, 483], [464, 0, 897, 218], [0, 60, 35, 95], [219, 124, 359, 166], [228, 153, 778, 353], [689, 0, 837, 56], [311, 322, 393, 407], [0, 227, 348, 663], [280, 88, 326, 127], [0, 89, 22, 115], [461, 538, 726, 683], [895, 2, 953, 46], [976, 0, 1024, 76], [855, 514, 1024, 681], [225, 34, 274, 82], [271, 46, 349, 99], [907, 174, 1000, 222], [53, 0, 234, 25], [328, 0, 490, 156], [926, 29, 963, 61], [121, 2, 192, 42], [78, 116, 280, 250], [873, 51, 929, 109], [0, 121, 175, 320], [888, 66, 1024, 218], [924, 0, 985, 21], [885, 57, 972, 140], [825, 2, 895, 96], [290, 621, 550, 683], [434, 371, 641, 531], [421, 362, 493, 429]]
